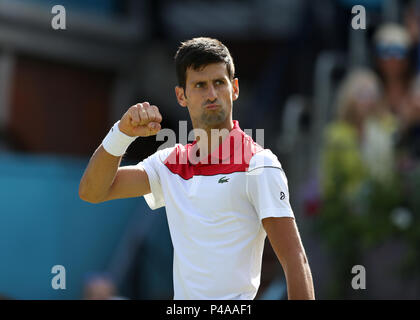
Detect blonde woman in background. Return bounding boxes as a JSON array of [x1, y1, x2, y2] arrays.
[[318, 68, 401, 298], [322, 68, 398, 202]]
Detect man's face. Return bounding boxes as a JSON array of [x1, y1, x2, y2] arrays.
[[175, 62, 239, 128]]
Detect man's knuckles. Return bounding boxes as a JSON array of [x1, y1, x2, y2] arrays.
[[125, 103, 162, 134]]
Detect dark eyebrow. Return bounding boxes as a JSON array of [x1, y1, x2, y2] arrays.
[[191, 77, 226, 85]]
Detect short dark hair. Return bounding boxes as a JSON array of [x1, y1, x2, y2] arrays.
[[174, 37, 235, 89]]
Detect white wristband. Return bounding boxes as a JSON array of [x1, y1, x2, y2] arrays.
[[102, 121, 137, 156]]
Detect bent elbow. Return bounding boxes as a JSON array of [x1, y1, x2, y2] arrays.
[[79, 194, 100, 204], [78, 185, 103, 204], [79, 193, 103, 204]]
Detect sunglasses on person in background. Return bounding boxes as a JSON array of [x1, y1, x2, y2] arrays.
[[376, 44, 408, 59]]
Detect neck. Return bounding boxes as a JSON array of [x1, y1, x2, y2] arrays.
[[192, 118, 234, 159]]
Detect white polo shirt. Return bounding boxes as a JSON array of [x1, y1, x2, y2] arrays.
[[138, 120, 294, 300]]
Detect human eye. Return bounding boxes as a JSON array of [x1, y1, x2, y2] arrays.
[[195, 82, 205, 88], [215, 79, 225, 85]]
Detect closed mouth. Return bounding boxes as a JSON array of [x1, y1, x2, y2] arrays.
[[205, 104, 220, 109]]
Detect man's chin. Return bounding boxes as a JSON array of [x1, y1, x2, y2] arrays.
[[202, 115, 227, 127], [201, 110, 227, 126]]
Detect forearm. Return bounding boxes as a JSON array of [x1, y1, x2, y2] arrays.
[[79, 145, 122, 203], [284, 253, 315, 300], [79, 103, 162, 203]]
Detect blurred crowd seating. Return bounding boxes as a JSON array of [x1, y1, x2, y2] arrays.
[[297, 1, 420, 299]]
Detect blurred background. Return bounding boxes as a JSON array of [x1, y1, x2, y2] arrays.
[[0, 0, 419, 300]]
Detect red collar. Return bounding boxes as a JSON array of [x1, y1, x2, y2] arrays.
[[186, 120, 243, 166], [163, 120, 264, 179]]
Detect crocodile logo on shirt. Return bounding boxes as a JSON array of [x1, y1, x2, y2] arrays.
[[218, 176, 230, 184]]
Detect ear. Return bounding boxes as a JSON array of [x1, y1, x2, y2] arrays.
[[232, 78, 239, 101], [175, 86, 188, 107]]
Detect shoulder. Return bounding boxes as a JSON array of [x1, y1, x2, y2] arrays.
[[326, 121, 354, 136], [324, 121, 358, 146], [248, 149, 282, 172], [146, 144, 179, 164]]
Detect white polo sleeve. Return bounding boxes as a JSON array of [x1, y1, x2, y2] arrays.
[[137, 147, 174, 210], [246, 149, 295, 221]]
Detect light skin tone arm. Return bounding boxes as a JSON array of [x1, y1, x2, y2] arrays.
[[262, 217, 315, 300], [78, 102, 162, 204]]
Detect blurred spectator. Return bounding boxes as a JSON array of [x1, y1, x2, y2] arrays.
[[391, 73, 420, 285], [404, 0, 420, 71], [83, 272, 125, 300], [0, 293, 13, 300], [317, 68, 401, 298], [323, 68, 397, 195], [374, 23, 413, 117], [396, 73, 420, 218], [397, 73, 420, 170]]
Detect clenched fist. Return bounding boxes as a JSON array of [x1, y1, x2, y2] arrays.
[[118, 102, 162, 137]]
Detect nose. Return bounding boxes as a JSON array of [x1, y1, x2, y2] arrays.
[[207, 84, 217, 101]]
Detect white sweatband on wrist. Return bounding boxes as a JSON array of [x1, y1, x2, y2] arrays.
[[102, 121, 137, 156]]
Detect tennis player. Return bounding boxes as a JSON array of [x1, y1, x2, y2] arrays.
[[79, 37, 315, 300]]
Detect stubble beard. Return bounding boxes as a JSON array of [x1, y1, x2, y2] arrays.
[[200, 108, 227, 128]]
